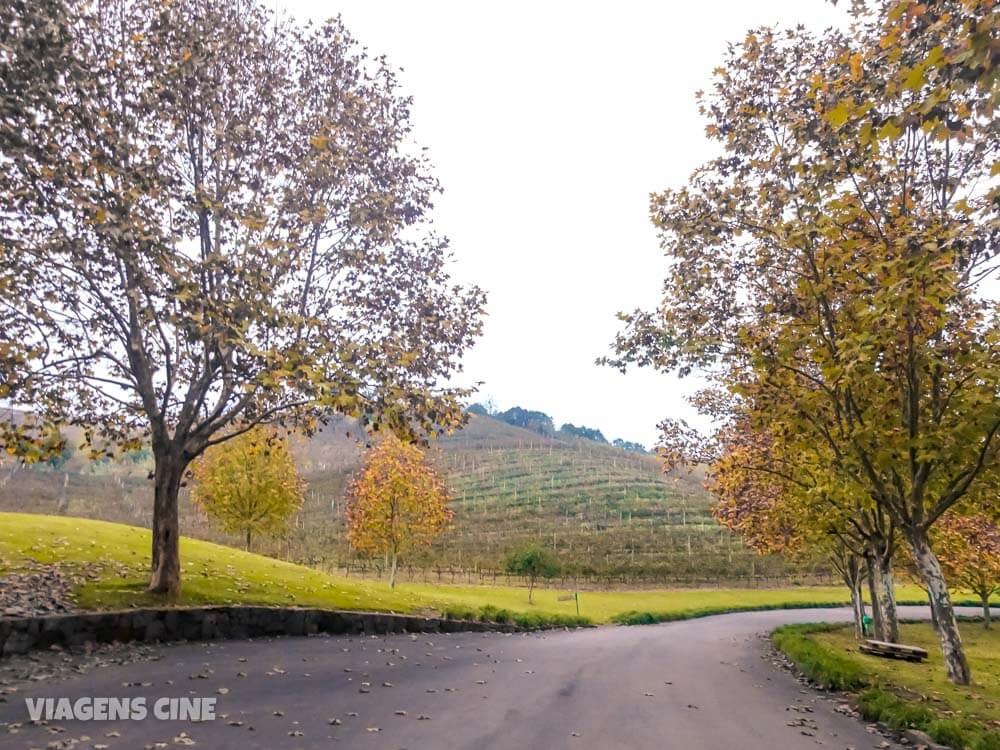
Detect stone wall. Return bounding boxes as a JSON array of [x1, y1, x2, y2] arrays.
[[0, 607, 518, 658]]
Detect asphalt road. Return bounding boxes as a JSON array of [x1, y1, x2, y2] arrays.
[[0, 605, 960, 750]]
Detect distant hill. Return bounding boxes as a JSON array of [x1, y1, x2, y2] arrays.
[[0, 411, 806, 583], [473, 403, 650, 454]]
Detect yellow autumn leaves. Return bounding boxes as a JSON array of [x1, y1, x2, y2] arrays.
[[345, 435, 452, 588], [191, 426, 304, 552]]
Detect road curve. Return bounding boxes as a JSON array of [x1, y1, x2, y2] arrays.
[[0, 605, 964, 750]]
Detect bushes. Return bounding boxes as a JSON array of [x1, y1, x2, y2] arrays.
[[441, 604, 591, 629]]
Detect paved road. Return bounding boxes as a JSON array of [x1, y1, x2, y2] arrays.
[[0, 606, 958, 750]]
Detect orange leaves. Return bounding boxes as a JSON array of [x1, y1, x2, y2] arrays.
[[849, 53, 864, 82], [932, 512, 1000, 602], [345, 435, 452, 558]]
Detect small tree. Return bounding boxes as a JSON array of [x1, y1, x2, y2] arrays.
[[504, 545, 560, 603], [190, 426, 304, 552], [935, 514, 1000, 629], [345, 435, 452, 588]]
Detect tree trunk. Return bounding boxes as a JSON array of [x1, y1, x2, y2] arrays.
[[148, 450, 183, 598], [849, 580, 865, 639], [850, 568, 866, 640], [528, 576, 535, 603], [908, 529, 972, 685], [865, 555, 884, 639], [839, 554, 866, 639], [389, 551, 398, 589], [982, 593, 991, 630], [927, 588, 939, 631], [873, 553, 899, 643], [56, 472, 69, 514], [245, 528, 252, 552]]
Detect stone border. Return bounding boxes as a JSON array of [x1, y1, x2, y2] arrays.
[[0, 606, 523, 658]]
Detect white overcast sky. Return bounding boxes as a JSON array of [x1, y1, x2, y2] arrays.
[[278, 0, 849, 448]]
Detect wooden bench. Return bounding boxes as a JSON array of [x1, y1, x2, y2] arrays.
[[859, 639, 929, 662]]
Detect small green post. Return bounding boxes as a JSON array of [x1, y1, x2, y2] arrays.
[[575, 591, 580, 616]]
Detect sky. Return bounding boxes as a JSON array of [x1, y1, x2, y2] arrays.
[[278, 0, 850, 448]]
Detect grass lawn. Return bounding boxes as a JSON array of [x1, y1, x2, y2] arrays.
[[0, 513, 426, 614], [812, 622, 1000, 728], [416, 583, 872, 623], [0, 512, 983, 626]]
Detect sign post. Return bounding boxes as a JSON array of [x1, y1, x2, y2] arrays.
[[558, 592, 580, 616]]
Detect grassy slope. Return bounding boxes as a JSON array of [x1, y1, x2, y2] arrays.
[[812, 623, 1000, 727], [0, 513, 424, 614], [0, 512, 888, 623]]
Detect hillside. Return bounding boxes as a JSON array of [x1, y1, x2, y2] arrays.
[[0, 413, 804, 583]]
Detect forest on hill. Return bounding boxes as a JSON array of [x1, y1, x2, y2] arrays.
[[0, 408, 818, 584]]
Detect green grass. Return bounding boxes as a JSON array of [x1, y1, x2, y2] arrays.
[[439, 604, 591, 629], [0, 513, 425, 614], [396, 581, 874, 623], [775, 622, 1000, 749], [813, 623, 1000, 726], [771, 623, 869, 690], [0, 512, 980, 632]]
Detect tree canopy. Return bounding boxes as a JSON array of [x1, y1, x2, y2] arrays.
[[345, 435, 452, 588], [504, 544, 560, 603], [934, 512, 1000, 628], [0, 0, 484, 595], [559, 423, 608, 443], [190, 426, 304, 551], [605, 0, 998, 684], [494, 407, 556, 437]]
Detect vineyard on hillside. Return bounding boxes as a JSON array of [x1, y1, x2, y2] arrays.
[[0, 413, 822, 584], [427, 430, 777, 580]]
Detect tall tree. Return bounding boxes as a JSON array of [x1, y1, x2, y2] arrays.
[[606, 1, 997, 683], [0, 0, 484, 596], [345, 435, 452, 588], [190, 426, 304, 551]]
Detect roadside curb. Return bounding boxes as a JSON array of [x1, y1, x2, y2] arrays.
[[0, 606, 527, 658]]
